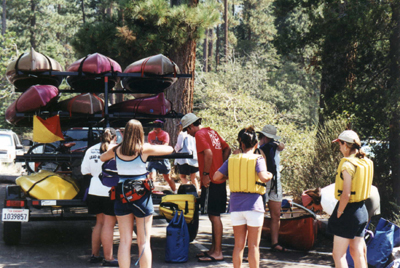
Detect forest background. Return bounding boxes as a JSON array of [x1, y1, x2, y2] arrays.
[[1, 0, 400, 224]]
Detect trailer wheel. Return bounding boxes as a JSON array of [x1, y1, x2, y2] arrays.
[[3, 222, 21, 245]]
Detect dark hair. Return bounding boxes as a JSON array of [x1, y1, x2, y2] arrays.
[[304, 188, 322, 205], [239, 126, 258, 149], [100, 128, 117, 153]]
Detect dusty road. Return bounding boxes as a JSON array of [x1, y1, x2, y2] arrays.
[[0, 182, 334, 267]]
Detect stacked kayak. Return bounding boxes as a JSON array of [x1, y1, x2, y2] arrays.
[[122, 54, 180, 93], [6, 47, 63, 92], [66, 53, 122, 92], [5, 85, 60, 126], [16, 170, 79, 200], [57, 93, 104, 116]]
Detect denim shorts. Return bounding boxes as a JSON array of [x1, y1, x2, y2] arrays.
[[114, 192, 154, 218], [147, 159, 171, 174]]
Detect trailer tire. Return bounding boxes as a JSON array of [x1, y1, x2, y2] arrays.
[[3, 222, 21, 245]]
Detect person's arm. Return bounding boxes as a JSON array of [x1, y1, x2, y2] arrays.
[[142, 143, 173, 158], [174, 133, 184, 152], [222, 146, 231, 162], [213, 170, 227, 183], [100, 147, 115, 162], [258, 170, 273, 183], [202, 148, 213, 187], [337, 170, 352, 218], [277, 141, 285, 151]]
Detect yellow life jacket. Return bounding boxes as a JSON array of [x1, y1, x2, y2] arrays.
[[159, 194, 196, 224], [334, 156, 374, 202], [228, 154, 266, 195]]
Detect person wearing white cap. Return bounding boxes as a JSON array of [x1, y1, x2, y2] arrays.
[[256, 124, 286, 252], [180, 113, 231, 262], [329, 130, 373, 268]]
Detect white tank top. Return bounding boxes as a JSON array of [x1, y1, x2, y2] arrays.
[[115, 152, 147, 177]]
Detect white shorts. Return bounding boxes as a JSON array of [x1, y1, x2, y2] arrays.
[[265, 176, 283, 202], [230, 211, 264, 227]]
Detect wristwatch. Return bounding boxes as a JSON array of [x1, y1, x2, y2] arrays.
[[203, 172, 210, 176]]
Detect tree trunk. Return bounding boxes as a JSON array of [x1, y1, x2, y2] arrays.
[[81, 0, 86, 24], [208, 28, 213, 72], [389, 2, 400, 206], [203, 29, 208, 72], [30, 0, 37, 49], [224, 0, 228, 59], [165, 39, 196, 146], [216, 25, 220, 70], [1, 0, 6, 36]]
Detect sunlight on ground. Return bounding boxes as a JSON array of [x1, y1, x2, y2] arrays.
[[0, 163, 24, 175]]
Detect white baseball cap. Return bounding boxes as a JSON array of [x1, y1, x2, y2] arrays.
[[257, 125, 280, 140], [181, 113, 201, 130], [332, 130, 360, 144]]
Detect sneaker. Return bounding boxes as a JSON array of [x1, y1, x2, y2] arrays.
[[89, 255, 103, 263], [102, 259, 119, 267]]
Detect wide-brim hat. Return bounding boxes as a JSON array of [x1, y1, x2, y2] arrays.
[[181, 113, 201, 129], [332, 130, 360, 144], [257, 124, 280, 140]]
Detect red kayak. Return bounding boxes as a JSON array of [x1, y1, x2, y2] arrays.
[[262, 202, 317, 251], [66, 53, 122, 92], [5, 85, 59, 125], [122, 54, 180, 93], [108, 92, 172, 115], [57, 93, 104, 115], [6, 47, 64, 92]]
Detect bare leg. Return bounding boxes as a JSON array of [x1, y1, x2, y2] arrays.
[[116, 214, 134, 268], [101, 215, 117, 261], [163, 173, 176, 192], [247, 226, 262, 268], [268, 200, 282, 249], [199, 215, 224, 261], [190, 172, 199, 190], [332, 235, 350, 268], [349, 237, 367, 268], [179, 174, 189, 184], [135, 215, 153, 268], [232, 225, 247, 268], [92, 213, 105, 257]]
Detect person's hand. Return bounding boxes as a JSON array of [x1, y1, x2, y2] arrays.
[[202, 174, 211, 188]]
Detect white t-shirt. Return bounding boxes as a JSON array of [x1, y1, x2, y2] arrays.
[[174, 131, 198, 167], [81, 143, 111, 197]]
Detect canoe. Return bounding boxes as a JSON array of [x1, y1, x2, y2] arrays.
[[122, 54, 180, 93], [16, 170, 79, 200], [57, 93, 104, 115], [5, 85, 60, 125], [6, 47, 64, 92], [261, 202, 317, 251], [108, 92, 172, 115], [66, 53, 122, 92]]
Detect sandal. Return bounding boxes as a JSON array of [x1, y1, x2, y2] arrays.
[[271, 243, 288, 252], [196, 251, 208, 258]]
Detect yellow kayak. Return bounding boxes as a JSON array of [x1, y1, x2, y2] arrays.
[[16, 170, 79, 200]]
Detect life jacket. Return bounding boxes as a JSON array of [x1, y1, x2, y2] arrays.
[[228, 154, 266, 195], [334, 156, 374, 203]]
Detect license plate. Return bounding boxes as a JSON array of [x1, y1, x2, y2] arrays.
[[2, 208, 29, 222]]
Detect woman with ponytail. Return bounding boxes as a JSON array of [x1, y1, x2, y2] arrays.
[[329, 130, 373, 268], [81, 128, 118, 266], [214, 126, 273, 268]]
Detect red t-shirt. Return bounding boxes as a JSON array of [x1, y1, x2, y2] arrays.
[[195, 127, 229, 184], [148, 130, 170, 145]]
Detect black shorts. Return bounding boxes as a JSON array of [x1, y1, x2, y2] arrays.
[[87, 194, 115, 216], [328, 201, 368, 239], [200, 182, 227, 216], [177, 164, 199, 176]]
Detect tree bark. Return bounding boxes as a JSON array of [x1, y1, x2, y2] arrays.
[[389, 2, 400, 205], [81, 0, 86, 24], [208, 28, 213, 72], [216, 25, 220, 70], [203, 29, 208, 72], [224, 0, 228, 59], [1, 0, 6, 36], [30, 0, 37, 49]]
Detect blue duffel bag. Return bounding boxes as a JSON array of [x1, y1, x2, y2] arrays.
[[165, 210, 189, 263]]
